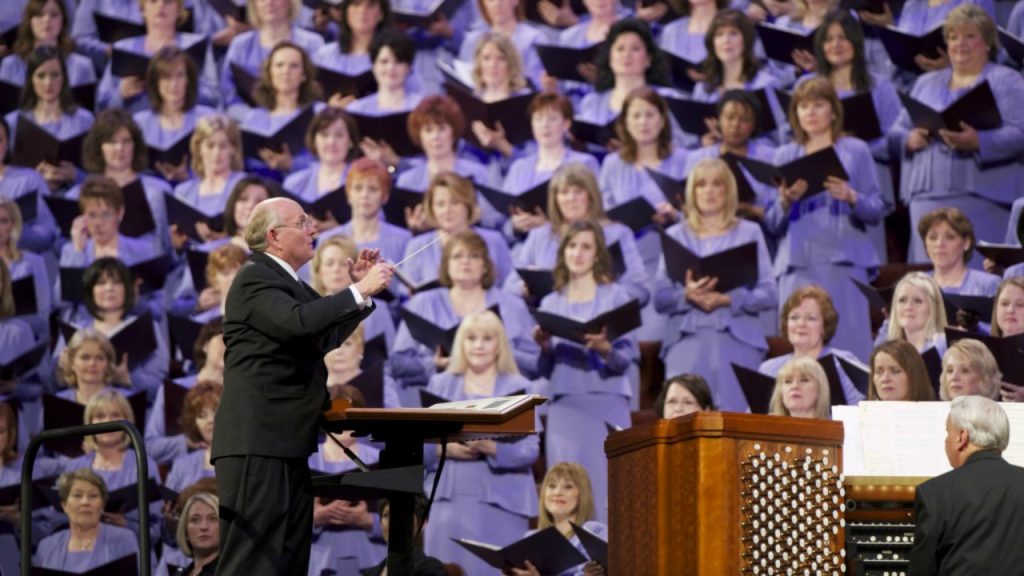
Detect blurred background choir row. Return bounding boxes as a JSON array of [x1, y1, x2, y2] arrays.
[[2, 0, 1024, 572]]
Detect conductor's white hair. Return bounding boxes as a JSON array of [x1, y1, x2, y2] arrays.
[[949, 396, 1010, 452]]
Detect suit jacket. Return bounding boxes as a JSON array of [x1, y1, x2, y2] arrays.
[[211, 251, 373, 460], [909, 450, 1024, 576]]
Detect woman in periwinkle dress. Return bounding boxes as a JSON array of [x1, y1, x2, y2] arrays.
[[538, 0, 625, 104], [0, 199, 53, 342], [33, 467, 139, 573], [422, 310, 538, 576], [891, 4, 1024, 266], [659, 0, 727, 75], [533, 220, 638, 522], [458, 0, 545, 87], [314, 0, 390, 107], [164, 381, 219, 493], [655, 157, 776, 412], [765, 76, 883, 361]]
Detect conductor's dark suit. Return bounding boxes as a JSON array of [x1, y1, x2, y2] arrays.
[[909, 450, 1024, 576], [212, 251, 373, 576]]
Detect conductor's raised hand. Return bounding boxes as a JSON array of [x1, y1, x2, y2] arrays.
[[350, 251, 394, 297], [348, 248, 382, 281]]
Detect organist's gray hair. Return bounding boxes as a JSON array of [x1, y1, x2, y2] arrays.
[[949, 396, 1010, 452]]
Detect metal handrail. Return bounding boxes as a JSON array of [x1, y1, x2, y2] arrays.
[[20, 420, 152, 576]]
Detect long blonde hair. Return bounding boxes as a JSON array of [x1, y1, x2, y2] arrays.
[[683, 158, 739, 233], [769, 356, 831, 419], [446, 310, 519, 375], [885, 272, 948, 344], [537, 462, 596, 530]]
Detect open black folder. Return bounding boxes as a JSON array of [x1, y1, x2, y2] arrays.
[[444, 87, 535, 148], [921, 346, 942, 397], [280, 186, 350, 223], [571, 116, 617, 147], [363, 333, 388, 369], [476, 180, 549, 216], [348, 110, 419, 157], [999, 27, 1024, 68], [660, 235, 759, 293], [872, 23, 944, 73], [94, 13, 146, 44], [186, 248, 210, 291], [230, 62, 259, 108], [976, 242, 1024, 269], [606, 197, 656, 234], [344, 361, 387, 408], [899, 81, 1001, 133], [536, 43, 601, 84], [401, 308, 461, 354], [163, 379, 191, 437], [317, 66, 377, 101], [119, 179, 158, 237], [570, 522, 608, 566], [663, 50, 701, 93], [167, 313, 205, 364], [42, 196, 79, 238], [11, 116, 86, 169], [945, 328, 1024, 386], [718, 153, 763, 205], [392, 0, 467, 26], [58, 312, 159, 366], [12, 275, 38, 317], [147, 131, 193, 170], [733, 363, 775, 414], [818, 354, 858, 405], [14, 190, 38, 222], [241, 106, 315, 158], [0, 341, 46, 381], [382, 187, 424, 228], [453, 527, 587, 575], [644, 168, 686, 210], [531, 299, 642, 344], [0, 476, 60, 510], [755, 23, 816, 66], [735, 145, 850, 196], [165, 193, 225, 243], [43, 392, 148, 457], [112, 39, 207, 78], [32, 553, 138, 576]]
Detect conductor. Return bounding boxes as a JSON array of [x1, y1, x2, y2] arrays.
[[212, 197, 394, 576]]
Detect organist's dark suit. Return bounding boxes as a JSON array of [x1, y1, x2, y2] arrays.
[[909, 450, 1024, 575]]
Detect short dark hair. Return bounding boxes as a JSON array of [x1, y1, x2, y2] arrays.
[[653, 374, 716, 417], [225, 175, 276, 236], [528, 92, 574, 121], [701, 10, 761, 92], [716, 89, 762, 127], [370, 27, 414, 64], [82, 257, 136, 320], [814, 10, 872, 93], [305, 107, 361, 160], [13, 0, 75, 59], [145, 45, 199, 111], [338, 0, 391, 53], [594, 18, 670, 92], [253, 41, 322, 109], [19, 46, 77, 113], [82, 108, 148, 173], [407, 95, 465, 151]]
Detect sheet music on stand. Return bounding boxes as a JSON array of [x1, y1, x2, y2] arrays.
[[833, 401, 1024, 478]]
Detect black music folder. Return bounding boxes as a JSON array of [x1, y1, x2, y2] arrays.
[[665, 95, 717, 136], [733, 363, 775, 414], [660, 234, 759, 293], [119, 179, 157, 237], [419, 389, 447, 407], [453, 527, 587, 575], [165, 194, 225, 243], [42, 392, 148, 456], [59, 266, 85, 303], [851, 276, 894, 314], [736, 145, 850, 195], [0, 80, 18, 115], [570, 116, 617, 147], [392, 0, 467, 26], [11, 275, 37, 316], [942, 292, 994, 321], [873, 23, 944, 73], [316, 66, 377, 101], [281, 186, 350, 223], [835, 355, 870, 396], [112, 39, 207, 78], [104, 478, 162, 514], [645, 167, 686, 210], [0, 476, 58, 510], [167, 313, 205, 363], [71, 83, 97, 111], [719, 153, 761, 205], [898, 81, 1002, 132], [401, 308, 460, 354], [58, 313, 159, 366], [94, 13, 146, 44], [536, 43, 601, 84], [362, 333, 388, 369], [209, 0, 246, 21], [663, 50, 701, 93], [945, 328, 1024, 385], [570, 523, 608, 566], [921, 346, 942, 397], [163, 378, 190, 437], [530, 298, 642, 344], [517, 268, 555, 300], [818, 354, 855, 405], [32, 554, 138, 576], [0, 341, 46, 381], [755, 23, 816, 66], [476, 180, 549, 216], [42, 196, 79, 237], [230, 63, 259, 108], [241, 106, 315, 158], [839, 91, 883, 141], [999, 27, 1024, 68], [348, 110, 419, 157], [445, 88, 535, 148], [976, 242, 1024, 268], [13, 190, 37, 222], [345, 361, 387, 408], [606, 197, 655, 233], [147, 131, 193, 169], [382, 186, 424, 228], [12, 116, 85, 169], [186, 248, 210, 291]]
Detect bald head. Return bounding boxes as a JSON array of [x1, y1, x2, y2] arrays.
[[245, 198, 299, 252]]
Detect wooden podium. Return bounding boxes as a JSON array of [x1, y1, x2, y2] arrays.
[[320, 397, 544, 576], [605, 412, 845, 575]]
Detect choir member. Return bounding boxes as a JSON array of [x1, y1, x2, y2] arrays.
[[463, 32, 532, 164], [506, 462, 606, 576], [506, 162, 648, 305], [892, 5, 1024, 264], [659, 0, 727, 73], [655, 157, 775, 411], [765, 76, 882, 360], [4, 46, 93, 191], [56, 257, 170, 401], [0, 199, 52, 338], [191, 244, 246, 323], [392, 229, 537, 399], [171, 113, 246, 243], [283, 107, 360, 231], [939, 338, 1001, 400], [361, 496, 446, 576], [33, 467, 139, 572], [71, 110, 173, 256], [219, 175, 273, 251], [876, 272, 948, 354], [70, 0, 146, 68], [131, 46, 217, 184], [533, 220, 639, 521], [990, 278, 1024, 401], [394, 95, 500, 230], [459, 0, 545, 86], [398, 172, 513, 290], [0, 117, 57, 254], [220, 0, 324, 115], [172, 491, 220, 576], [313, 0, 389, 108], [769, 355, 831, 418], [538, 0, 623, 100], [55, 329, 126, 404], [773, 0, 839, 72], [920, 207, 1001, 297], [164, 382, 219, 492], [0, 0, 97, 99], [319, 157, 412, 266], [653, 373, 716, 419], [95, 0, 218, 114], [422, 310, 538, 575], [867, 339, 936, 401], [241, 41, 324, 176], [323, 328, 399, 407], [61, 388, 163, 546], [759, 285, 865, 404]]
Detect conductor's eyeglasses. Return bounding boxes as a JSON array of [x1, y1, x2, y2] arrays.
[[274, 214, 314, 232]]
